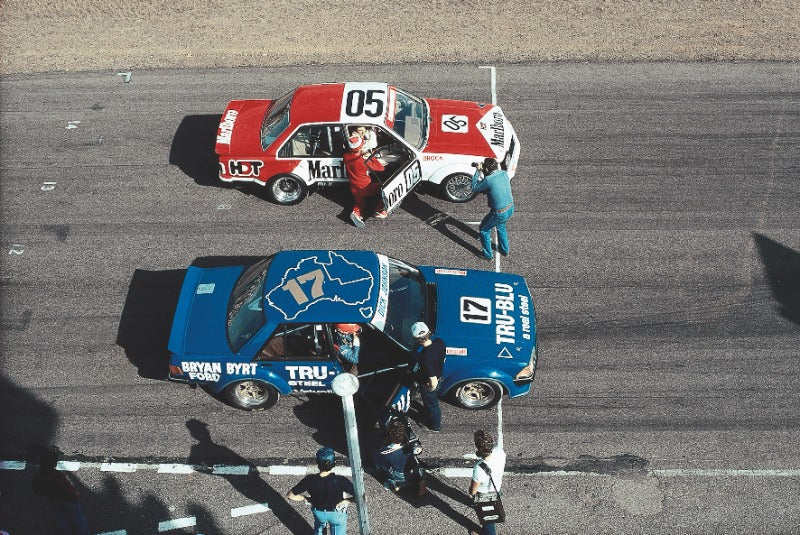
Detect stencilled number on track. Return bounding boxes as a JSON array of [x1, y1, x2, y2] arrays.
[[345, 89, 385, 118], [460, 297, 492, 324], [282, 269, 325, 305]]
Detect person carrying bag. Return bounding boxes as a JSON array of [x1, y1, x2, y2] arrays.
[[469, 430, 507, 535]]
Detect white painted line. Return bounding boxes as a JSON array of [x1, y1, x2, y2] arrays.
[[158, 464, 195, 474], [654, 469, 800, 477], [158, 517, 196, 532], [57, 461, 81, 472], [231, 503, 271, 517], [211, 464, 250, 475], [332, 466, 354, 477], [478, 65, 498, 105], [268, 465, 308, 476], [0, 461, 25, 470], [96, 530, 127, 535], [440, 468, 474, 478], [100, 463, 137, 473]]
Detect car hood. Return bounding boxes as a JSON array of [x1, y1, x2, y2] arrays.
[[215, 99, 272, 156], [419, 266, 536, 364], [422, 99, 515, 161], [167, 265, 245, 357]]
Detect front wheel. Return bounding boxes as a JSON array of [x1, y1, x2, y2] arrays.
[[451, 379, 502, 410], [265, 174, 308, 205], [440, 173, 477, 203], [224, 380, 280, 411]]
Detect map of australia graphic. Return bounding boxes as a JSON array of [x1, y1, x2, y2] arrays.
[[266, 252, 375, 321]]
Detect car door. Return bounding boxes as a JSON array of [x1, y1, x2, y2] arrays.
[[254, 323, 342, 393]]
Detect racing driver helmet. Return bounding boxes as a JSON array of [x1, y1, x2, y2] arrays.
[[335, 323, 361, 334]]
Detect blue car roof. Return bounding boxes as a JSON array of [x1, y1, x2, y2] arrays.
[[263, 250, 385, 325]]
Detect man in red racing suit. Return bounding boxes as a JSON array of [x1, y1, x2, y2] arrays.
[[344, 134, 387, 228]]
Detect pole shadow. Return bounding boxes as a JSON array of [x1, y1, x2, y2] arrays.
[[753, 233, 800, 327], [400, 192, 484, 257], [186, 418, 312, 534]]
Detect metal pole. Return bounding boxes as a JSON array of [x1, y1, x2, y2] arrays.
[[332, 373, 370, 535]]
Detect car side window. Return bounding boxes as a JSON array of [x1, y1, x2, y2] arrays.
[[279, 125, 346, 159], [255, 324, 329, 361]]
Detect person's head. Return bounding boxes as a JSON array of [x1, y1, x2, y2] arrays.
[[387, 420, 408, 445], [411, 321, 430, 342], [335, 323, 361, 335], [355, 126, 369, 138], [316, 446, 336, 472], [474, 430, 494, 458], [347, 134, 364, 153], [482, 157, 499, 175]]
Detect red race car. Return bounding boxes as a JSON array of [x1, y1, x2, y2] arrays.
[[215, 82, 520, 210]]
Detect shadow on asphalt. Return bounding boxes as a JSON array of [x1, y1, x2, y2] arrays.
[[753, 233, 800, 327]]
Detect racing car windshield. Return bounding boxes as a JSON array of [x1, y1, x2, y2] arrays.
[[383, 258, 429, 350], [227, 256, 274, 352], [391, 89, 428, 150], [261, 92, 293, 150]]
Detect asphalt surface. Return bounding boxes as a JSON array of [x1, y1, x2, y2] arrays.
[[1, 63, 799, 533]]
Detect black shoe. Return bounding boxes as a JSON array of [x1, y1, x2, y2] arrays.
[[499, 250, 509, 257]]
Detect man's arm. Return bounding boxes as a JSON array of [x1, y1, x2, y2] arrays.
[[469, 478, 481, 496], [471, 170, 489, 193]]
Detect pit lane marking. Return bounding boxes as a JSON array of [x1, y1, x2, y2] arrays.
[[5, 459, 800, 478]]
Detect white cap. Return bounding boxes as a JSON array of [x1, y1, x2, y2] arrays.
[[411, 321, 430, 338]]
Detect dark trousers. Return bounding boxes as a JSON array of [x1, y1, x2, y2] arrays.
[[418, 382, 441, 431]]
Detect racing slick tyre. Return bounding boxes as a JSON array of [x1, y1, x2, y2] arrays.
[[440, 173, 477, 203], [452, 379, 503, 410], [224, 380, 280, 411], [265, 174, 308, 205]]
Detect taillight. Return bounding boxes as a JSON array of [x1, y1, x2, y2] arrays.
[[169, 365, 184, 376]]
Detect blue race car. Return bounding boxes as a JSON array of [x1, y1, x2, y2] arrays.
[[167, 250, 537, 411]]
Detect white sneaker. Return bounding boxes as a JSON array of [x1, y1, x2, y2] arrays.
[[350, 212, 365, 228]]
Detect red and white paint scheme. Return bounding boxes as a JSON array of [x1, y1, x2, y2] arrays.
[[215, 82, 520, 211]]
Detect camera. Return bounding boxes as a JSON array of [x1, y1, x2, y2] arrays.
[[471, 161, 482, 168]]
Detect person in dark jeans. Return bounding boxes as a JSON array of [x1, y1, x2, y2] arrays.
[[31, 450, 90, 535], [471, 157, 514, 260], [411, 321, 446, 432], [287, 447, 355, 535]]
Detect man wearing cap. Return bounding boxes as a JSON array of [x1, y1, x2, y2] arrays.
[[343, 133, 387, 228], [287, 447, 355, 534], [471, 157, 514, 260], [333, 323, 361, 375], [410, 321, 446, 432]]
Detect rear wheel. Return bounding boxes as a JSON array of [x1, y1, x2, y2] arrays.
[[452, 380, 502, 410], [266, 174, 308, 205], [224, 380, 280, 411], [440, 173, 477, 203]]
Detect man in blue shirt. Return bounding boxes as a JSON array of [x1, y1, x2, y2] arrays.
[[471, 157, 514, 260]]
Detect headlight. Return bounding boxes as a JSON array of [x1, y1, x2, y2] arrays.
[[514, 345, 537, 382]]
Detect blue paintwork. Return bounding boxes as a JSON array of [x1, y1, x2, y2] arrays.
[[167, 250, 537, 408]]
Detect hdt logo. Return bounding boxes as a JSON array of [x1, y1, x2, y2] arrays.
[[228, 160, 264, 177]]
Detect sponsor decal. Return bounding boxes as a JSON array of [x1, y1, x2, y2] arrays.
[[227, 363, 257, 375], [372, 254, 390, 331], [391, 388, 411, 412], [265, 251, 375, 321], [495, 282, 515, 344], [441, 114, 469, 133], [228, 160, 264, 178], [519, 293, 532, 341], [196, 283, 215, 295], [497, 347, 513, 359], [446, 347, 468, 356], [181, 361, 221, 382], [422, 155, 444, 161], [460, 297, 492, 324], [434, 268, 466, 276], [488, 111, 505, 147], [217, 109, 238, 144], [308, 160, 346, 179], [383, 161, 422, 210], [285, 365, 335, 387]]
